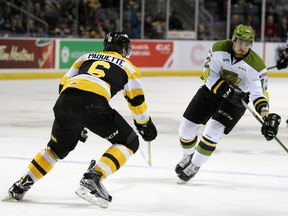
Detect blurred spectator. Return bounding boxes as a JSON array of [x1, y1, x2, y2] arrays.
[[99, 0, 119, 8], [278, 15, 288, 42], [129, 1, 141, 38], [151, 10, 166, 39], [144, 15, 155, 39], [198, 23, 210, 40], [8, 15, 25, 34], [245, 14, 259, 41], [1, 0, 286, 41], [169, 10, 183, 30], [275, 0, 288, 17], [230, 14, 243, 38], [264, 15, 279, 42]]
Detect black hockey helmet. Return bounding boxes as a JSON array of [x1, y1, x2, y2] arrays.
[[103, 31, 132, 58]]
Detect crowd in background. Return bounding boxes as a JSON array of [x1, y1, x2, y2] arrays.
[[0, 0, 167, 39], [0, 0, 287, 41], [230, 0, 288, 42]]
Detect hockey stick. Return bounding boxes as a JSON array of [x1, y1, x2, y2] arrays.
[[147, 141, 152, 166], [139, 142, 152, 166], [241, 100, 288, 153], [267, 65, 277, 70]]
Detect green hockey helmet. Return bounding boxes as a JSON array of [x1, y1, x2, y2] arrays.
[[232, 24, 255, 43]]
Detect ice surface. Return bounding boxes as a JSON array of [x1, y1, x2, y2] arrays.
[[0, 77, 288, 216]]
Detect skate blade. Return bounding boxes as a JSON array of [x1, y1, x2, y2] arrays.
[[2, 194, 18, 202], [177, 178, 188, 184], [75, 186, 109, 208]]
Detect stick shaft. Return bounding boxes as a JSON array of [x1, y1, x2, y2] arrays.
[[147, 142, 152, 166], [241, 100, 288, 153], [267, 65, 277, 70]]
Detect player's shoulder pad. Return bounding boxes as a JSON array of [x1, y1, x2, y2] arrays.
[[244, 49, 266, 72], [212, 40, 232, 53]]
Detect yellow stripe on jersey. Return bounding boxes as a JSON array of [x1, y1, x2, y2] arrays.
[[253, 98, 267, 107], [202, 68, 210, 83], [127, 102, 147, 115], [72, 57, 86, 70], [124, 88, 145, 98], [61, 77, 111, 101], [263, 90, 269, 101], [124, 63, 141, 78]]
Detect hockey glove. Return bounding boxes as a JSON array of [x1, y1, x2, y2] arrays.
[[134, 118, 157, 142], [223, 84, 249, 107], [276, 57, 288, 70], [276, 49, 288, 70], [79, 128, 88, 143], [261, 113, 281, 141]]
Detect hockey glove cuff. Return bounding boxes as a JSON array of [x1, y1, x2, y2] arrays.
[[261, 113, 281, 141], [134, 117, 157, 142]]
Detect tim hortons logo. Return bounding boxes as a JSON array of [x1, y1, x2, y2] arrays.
[[0, 45, 34, 61]]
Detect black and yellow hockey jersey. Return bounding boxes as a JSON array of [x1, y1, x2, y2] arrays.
[[59, 51, 149, 124]]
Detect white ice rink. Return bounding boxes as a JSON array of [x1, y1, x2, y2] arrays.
[[0, 77, 288, 216]]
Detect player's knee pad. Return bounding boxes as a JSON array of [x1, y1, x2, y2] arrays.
[[202, 119, 225, 143], [124, 131, 139, 154], [179, 117, 200, 140]]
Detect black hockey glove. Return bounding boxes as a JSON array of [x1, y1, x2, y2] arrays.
[[79, 128, 88, 143], [134, 118, 157, 142], [223, 84, 249, 107], [276, 49, 288, 70], [276, 57, 288, 70], [261, 113, 281, 141]]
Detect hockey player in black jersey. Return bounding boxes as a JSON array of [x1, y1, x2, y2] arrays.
[[275, 42, 288, 126], [175, 24, 281, 184], [3, 32, 157, 208]]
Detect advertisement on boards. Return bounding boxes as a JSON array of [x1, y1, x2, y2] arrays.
[[130, 41, 174, 68], [0, 39, 55, 68], [59, 40, 103, 69]]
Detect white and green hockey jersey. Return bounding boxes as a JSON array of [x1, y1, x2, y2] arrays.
[[202, 39, 269, 114]]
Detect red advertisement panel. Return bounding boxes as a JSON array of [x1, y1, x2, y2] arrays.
[[0, 39, 55, 68], [130, 41, 173, 67]]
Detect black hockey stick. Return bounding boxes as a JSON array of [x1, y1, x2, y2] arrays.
[[241, 100, 288, 153]]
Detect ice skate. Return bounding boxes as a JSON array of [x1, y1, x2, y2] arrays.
[[2, 175, 34, 202], [75, 160, 112, 208], [177, 162, 199, 184], [175, 154, 193, 175]]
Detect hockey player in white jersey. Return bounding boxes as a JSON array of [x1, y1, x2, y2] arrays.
[[175, 24, 281, 183]]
